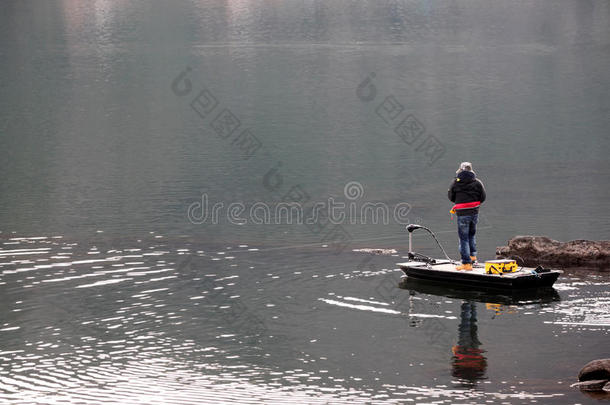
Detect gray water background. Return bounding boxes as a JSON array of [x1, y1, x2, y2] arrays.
[[1, 1, 609, 404]]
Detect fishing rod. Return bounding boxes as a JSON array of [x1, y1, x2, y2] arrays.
[[406, 224, 454, 262]]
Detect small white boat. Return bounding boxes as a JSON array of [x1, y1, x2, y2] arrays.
[[397, 259, 561, 290], [397, 225, 562, 291]]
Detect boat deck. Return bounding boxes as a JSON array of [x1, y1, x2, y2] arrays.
[[397, 260, 539, 278], [397, 259, 562, 290]]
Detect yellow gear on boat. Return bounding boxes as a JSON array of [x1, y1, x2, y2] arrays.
[[485, 259, 518, 274]]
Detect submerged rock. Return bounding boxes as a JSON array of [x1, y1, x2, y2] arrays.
[[571, 380, 609, 391], [352, 248, 398, 255], [496, 236, 610, 267], [570, 380, 608, 391]]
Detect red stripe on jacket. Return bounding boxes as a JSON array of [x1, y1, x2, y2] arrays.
[[451, 201, 481, 211]]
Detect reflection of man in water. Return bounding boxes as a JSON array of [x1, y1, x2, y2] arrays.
[[452, 301, 487, 386]]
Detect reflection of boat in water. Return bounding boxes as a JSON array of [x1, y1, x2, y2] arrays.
[[399, 277, 561, 306], [400, 278, 561, 387]]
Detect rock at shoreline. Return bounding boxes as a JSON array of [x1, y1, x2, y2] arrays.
[[571, 359, 610, 394], [579, 359, 610, 382], [352, 248, 398, 255], [496, 236, 610, 267]]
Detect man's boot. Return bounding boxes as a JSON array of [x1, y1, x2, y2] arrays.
[[456, 263, 473, 271]]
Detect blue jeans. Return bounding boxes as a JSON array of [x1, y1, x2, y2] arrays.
[[457, 214, 478, 264]]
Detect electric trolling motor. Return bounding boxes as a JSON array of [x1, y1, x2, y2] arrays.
[[406, 224, 454, 263]]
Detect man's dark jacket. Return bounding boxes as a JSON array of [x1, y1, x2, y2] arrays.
[[448, 171, 486, 216]]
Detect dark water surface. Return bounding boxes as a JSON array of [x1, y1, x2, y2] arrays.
[[1, 1, 609, 404]]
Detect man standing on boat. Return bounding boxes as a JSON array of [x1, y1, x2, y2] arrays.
[[448, 162, 486, 271]]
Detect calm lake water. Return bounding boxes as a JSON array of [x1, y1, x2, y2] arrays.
[[1, 1, 609, 404]]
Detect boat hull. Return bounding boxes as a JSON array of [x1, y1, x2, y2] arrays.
[[398, 261, 561, 290], [399, 277, 561, 305]]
